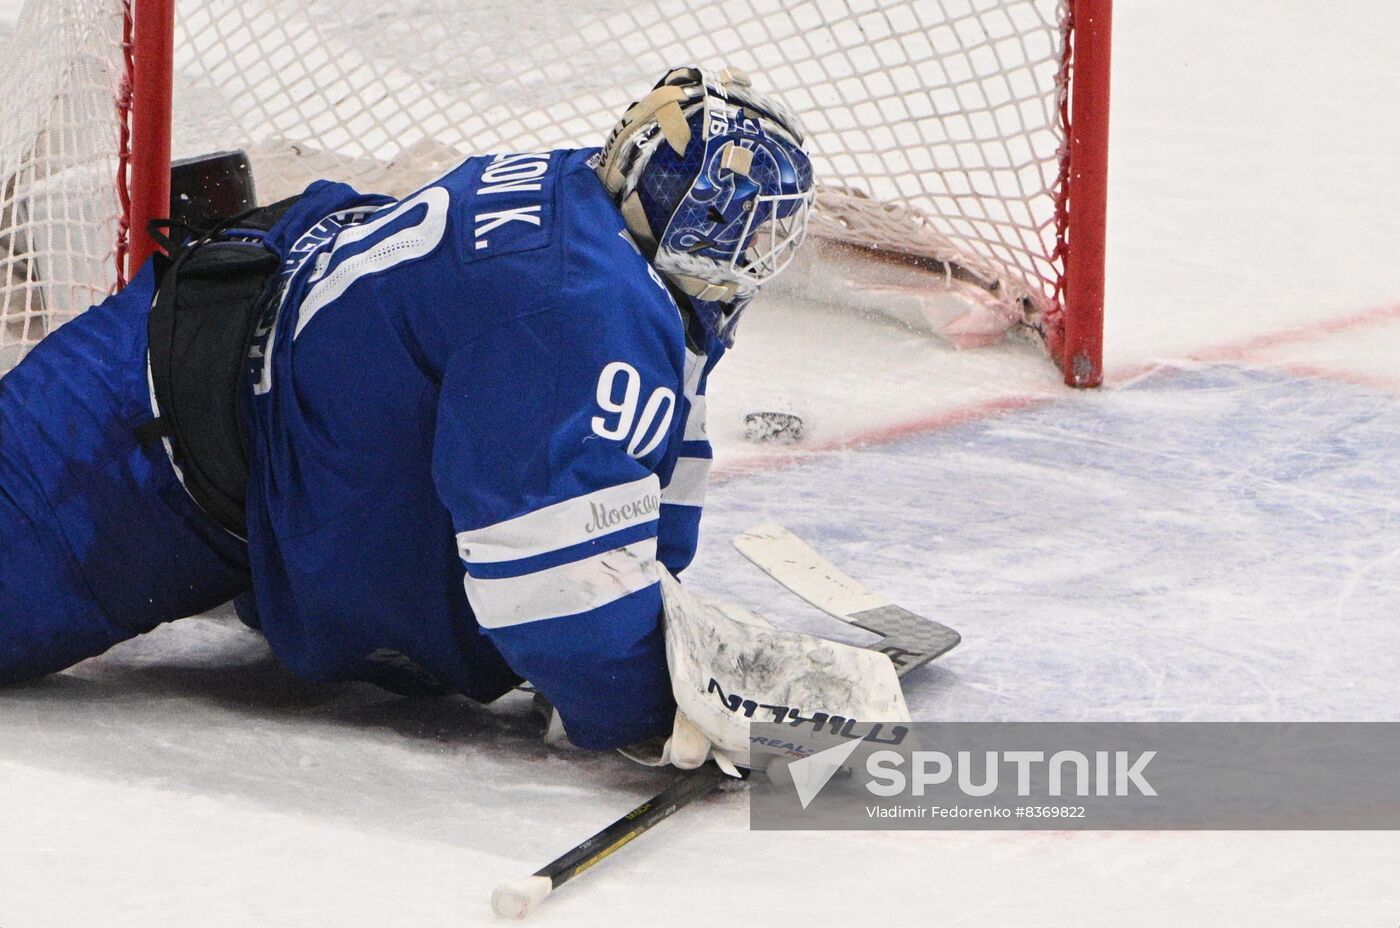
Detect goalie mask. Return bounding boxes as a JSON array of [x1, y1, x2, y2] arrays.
[[597, 66, 815, 346]]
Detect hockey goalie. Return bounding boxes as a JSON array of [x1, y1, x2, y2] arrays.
[[0, 66, 909, 770]]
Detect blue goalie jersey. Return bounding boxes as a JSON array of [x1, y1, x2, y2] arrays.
[[241, 149, 722, 749]]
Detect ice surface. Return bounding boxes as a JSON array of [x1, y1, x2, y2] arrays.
[[3, 0, 1400, 925], [4, 364, 1400, 926]]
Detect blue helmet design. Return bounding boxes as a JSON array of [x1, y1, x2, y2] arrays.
[[598, 66, 815, 345]]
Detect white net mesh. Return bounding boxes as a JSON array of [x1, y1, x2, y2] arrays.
[[0, 0, 127, 369], [0, 0, 1072, 372]]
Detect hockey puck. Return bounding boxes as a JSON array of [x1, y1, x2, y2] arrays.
[[743, 411, 805, 443]]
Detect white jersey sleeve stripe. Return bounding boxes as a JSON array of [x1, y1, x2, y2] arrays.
[[682, 394, 708, 442], [456, 475, 661, 565], [661, 456, 711, 508], [463, 538, 660, 628]]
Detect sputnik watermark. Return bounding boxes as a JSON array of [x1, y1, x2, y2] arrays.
[[866, 749, 1157, 798], [750, 723, 1400, 830], [786, 741, 1155, 809], [786, 736, 863, 809]]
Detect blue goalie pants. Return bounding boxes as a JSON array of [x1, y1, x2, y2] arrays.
[[0, 265, 251, 684]]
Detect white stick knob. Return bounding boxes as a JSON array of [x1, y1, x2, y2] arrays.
[[491, 876, 552, 920]]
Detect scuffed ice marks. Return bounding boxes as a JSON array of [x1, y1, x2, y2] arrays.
[[688, 364, 1400, 726]]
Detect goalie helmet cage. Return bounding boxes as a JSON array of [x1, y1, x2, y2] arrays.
[[0, 0, 1109, 387]]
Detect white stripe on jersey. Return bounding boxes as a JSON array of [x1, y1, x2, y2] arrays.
[[463, 539, 660, 628], [662, 456, 711, 508], [456, 475, 660, 565], [294, 187, 450, 340], [682, 394, 708, 442], [663, 346, 713, 508], [683, 346, 706, 397]]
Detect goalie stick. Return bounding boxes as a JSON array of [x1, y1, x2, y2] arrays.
[[733, 522, 961, 674], [490, 523, 960, 919]]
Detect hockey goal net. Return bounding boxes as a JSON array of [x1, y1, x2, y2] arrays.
[[0, 0, 1109, 385]]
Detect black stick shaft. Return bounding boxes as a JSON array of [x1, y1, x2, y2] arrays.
[[528, 618, 941, 897], [536, 763, 731, 890], [505, 525, 961, 915]]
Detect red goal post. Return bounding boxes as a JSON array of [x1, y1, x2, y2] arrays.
[[1060, 0, 1111, 388], [4, 0, 1110, 387]]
